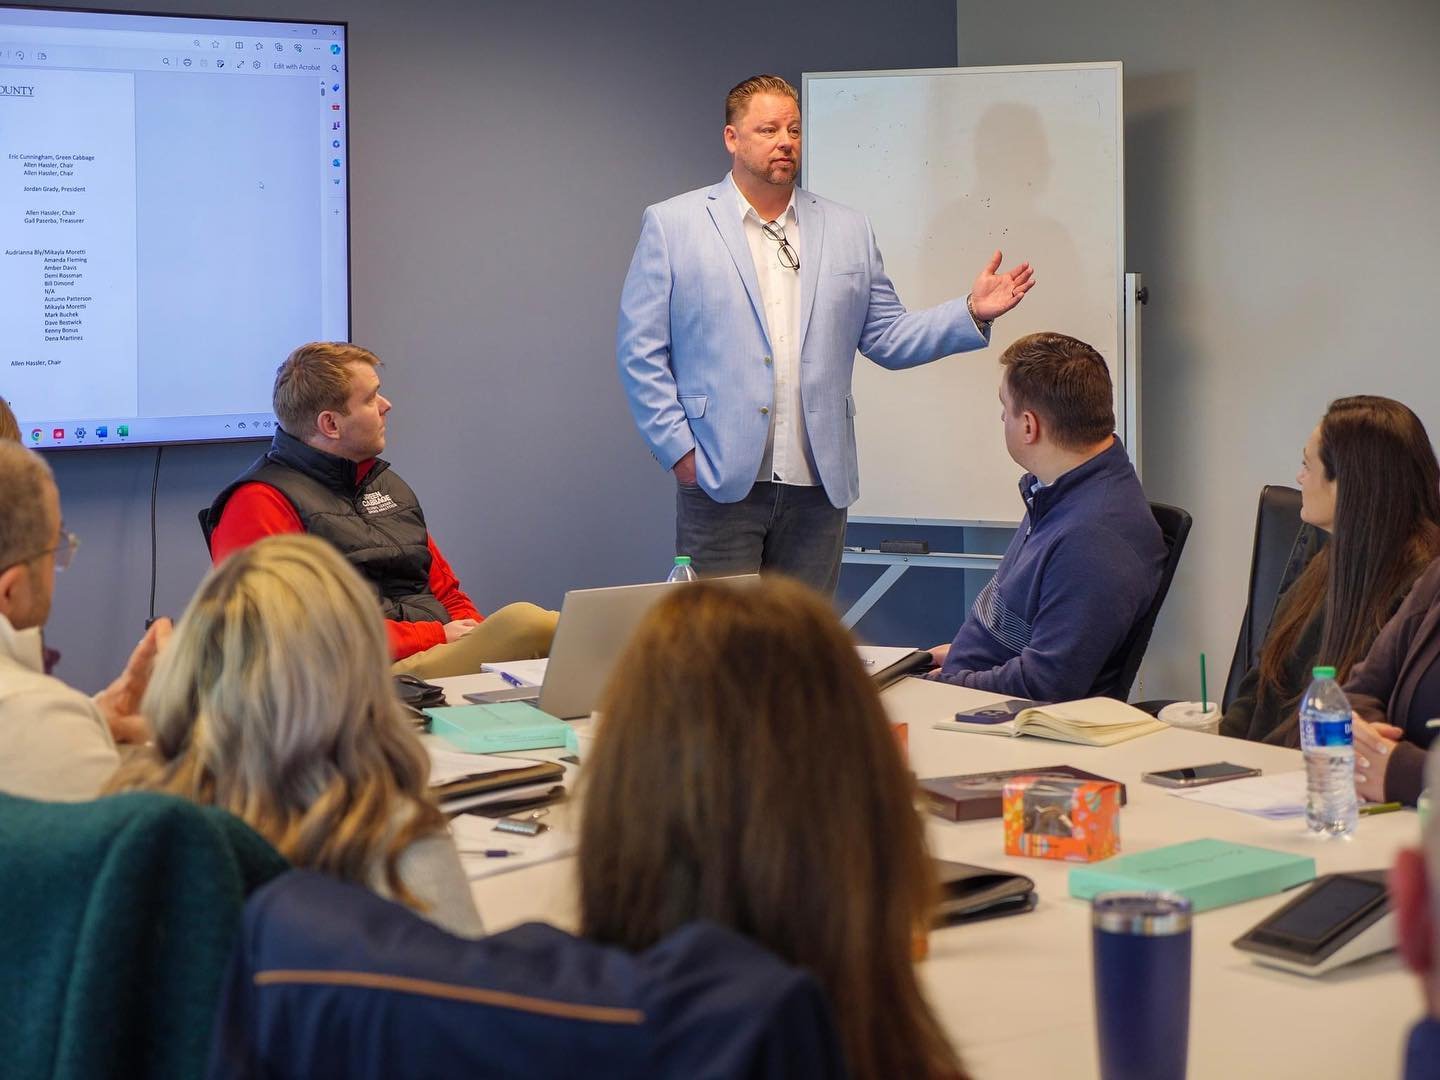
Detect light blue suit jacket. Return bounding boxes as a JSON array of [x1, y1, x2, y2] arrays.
[[617, 177, 989, 507]]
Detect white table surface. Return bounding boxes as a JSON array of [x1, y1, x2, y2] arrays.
[[436, 672, 1421, 1080]]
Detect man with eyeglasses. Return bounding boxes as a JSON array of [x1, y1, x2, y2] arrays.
[[618, 74, 1034, 593], [0, 442, 169, 800]]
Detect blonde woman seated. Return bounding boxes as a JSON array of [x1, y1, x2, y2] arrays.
[[579, 578, 965, 1080], [107, 534, 481, 937]]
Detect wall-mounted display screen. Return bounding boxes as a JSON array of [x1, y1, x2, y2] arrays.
[[0, 6, 349, 449]]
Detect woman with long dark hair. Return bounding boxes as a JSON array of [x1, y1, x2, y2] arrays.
[[579, 578, 965, 1080], [1221, 395, 1440, 745]]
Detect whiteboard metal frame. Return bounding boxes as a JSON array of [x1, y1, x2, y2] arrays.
[[840, 549, 1004, 628]]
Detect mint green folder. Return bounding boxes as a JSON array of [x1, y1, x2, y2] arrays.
[[424, 703, 577, 755], [1068, 838, 1316, 912]]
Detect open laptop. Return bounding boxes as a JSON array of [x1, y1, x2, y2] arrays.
[[468, 576, 760, 720]]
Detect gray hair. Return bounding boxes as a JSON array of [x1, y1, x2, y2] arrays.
[[0, 442, 56, 570]]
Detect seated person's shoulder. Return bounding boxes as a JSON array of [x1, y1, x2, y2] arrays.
[[209, 482, 303, 562], [1092, 475, 1164, 552], [225, 480, 297, 515], [1042, 517, 1159, 596], [0, 677, 117, 800]]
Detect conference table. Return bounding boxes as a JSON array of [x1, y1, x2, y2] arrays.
[[438, 671, 1418, 1080]]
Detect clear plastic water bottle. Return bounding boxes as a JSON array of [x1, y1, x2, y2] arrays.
[[1298, 665, 1358, 837], [666, 555, 698, 583]]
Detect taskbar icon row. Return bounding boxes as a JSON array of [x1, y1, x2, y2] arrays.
[[26, 417, 278, 446], [29, 424, 131, 444]]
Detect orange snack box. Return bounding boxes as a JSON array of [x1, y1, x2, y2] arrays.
[[1002, 775, 1121, 863]]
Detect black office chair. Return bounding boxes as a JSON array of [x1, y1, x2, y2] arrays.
[[1220, 485, 1325, 710], [1111, 501, 1193, 701], [1132, 485, 1325, 713]]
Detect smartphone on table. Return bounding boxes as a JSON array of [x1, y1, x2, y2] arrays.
[[1140, 762, 1261, 788]]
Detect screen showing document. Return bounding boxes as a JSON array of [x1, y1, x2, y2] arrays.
[[0, 7, 349, 448]]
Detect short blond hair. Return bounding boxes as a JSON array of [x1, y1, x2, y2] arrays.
[[725, 74, 799, 126], [0, 441, 56, 571], [272, 342, 381, 436], [107, 534, 444, 910]]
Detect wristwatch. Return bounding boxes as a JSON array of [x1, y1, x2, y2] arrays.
[[966, 293, 991, 334]]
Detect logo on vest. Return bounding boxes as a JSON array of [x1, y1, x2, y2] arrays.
[[359, 491, 399, 515]]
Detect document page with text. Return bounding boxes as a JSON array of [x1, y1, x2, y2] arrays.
[[0, 67, 139, 418]]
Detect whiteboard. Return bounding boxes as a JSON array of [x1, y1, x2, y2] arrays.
[[804, 64, 1125, 523]]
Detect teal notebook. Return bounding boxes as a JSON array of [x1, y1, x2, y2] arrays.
[[424, 702, 577, 755], [1068, 838, 1315, 912]]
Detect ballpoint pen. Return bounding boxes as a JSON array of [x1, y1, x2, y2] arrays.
[[499, 671, 525, 689]]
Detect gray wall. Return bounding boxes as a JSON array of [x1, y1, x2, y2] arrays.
[[31, 0, 959, 691], [957, 0, 1440, 699]]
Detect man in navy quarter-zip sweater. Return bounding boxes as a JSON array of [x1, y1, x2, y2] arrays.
[[928, 332, 1164, 703]]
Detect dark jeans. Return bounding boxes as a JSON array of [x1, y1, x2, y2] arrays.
[[675, 480, 847, 595]]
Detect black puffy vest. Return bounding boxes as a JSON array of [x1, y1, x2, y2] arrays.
[[201, 428, 449, 623]]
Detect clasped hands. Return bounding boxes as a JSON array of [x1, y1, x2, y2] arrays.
[[1353, 713, 1403, 803]]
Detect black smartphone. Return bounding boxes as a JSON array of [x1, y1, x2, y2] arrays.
[[1141, 762, 1261, 788]]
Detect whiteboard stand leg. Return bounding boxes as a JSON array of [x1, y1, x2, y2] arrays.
[[841, 563, 908, 629], [1124, 271, 1145, 477]]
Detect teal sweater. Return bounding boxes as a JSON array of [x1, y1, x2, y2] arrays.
[[0, 791, 288, 1080]]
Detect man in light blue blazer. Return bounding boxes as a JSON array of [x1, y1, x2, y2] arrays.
[[617, 75, 1035, 593]]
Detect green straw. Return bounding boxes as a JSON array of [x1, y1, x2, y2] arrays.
[[1200, 653, 1208, 712]]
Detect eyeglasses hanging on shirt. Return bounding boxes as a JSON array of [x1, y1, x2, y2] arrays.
[[760, 220, 800, 271]]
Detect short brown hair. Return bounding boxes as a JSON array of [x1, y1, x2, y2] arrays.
[[725, 74, 799, 126], [1000, 332, 1114, 449], [272, 342, 381, 436], [580, 579, 965, 1080]]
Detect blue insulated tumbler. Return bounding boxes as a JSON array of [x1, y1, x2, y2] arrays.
[[1091, 891, 1193, 1080]]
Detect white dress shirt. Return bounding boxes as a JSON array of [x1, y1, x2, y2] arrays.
[[729, 173, 819, 486], [0, 613, 118, 801]]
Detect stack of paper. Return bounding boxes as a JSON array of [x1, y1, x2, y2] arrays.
[[427, 744, 531, 786], [1169, 771, 1307, 819]]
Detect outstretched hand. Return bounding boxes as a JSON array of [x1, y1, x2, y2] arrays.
[[969, 250, 1035, 322]]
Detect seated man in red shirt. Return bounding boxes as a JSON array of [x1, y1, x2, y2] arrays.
[[202, 342, 555, 678]]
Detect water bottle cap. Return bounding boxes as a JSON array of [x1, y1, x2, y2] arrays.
[[1312, 665, 1337, 679], [674, 556, 692, 566]]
